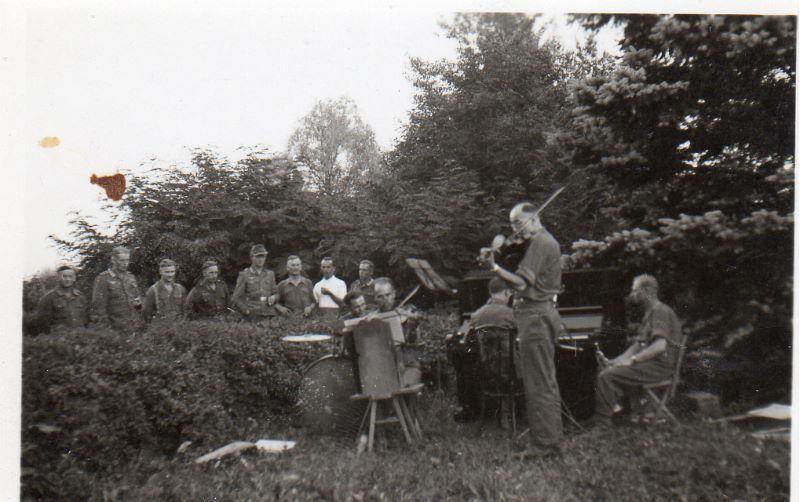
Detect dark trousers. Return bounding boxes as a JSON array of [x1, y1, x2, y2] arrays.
[[514, 303, 563, 447], [595, 360, 673, 417]]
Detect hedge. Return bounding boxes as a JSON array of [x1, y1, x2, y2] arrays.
[[21, 312, 454, 498]]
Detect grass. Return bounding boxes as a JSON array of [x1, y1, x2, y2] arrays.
[[86, 391, 789, 501]]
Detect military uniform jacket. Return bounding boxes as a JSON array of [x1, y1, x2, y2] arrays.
[[142, 280, 187, 321], [349, 278, 376, 307], [90, 269, 142, 330], [231, 266, 277, 316], [35, 287, 88, 331], [276, 276, 314, 313], [185, 279, 230, 318]]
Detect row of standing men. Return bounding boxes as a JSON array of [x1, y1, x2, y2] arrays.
[[32, 244, 381, 334]]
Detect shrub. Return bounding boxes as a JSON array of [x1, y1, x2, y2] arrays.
[[22, 311, 457, 497]]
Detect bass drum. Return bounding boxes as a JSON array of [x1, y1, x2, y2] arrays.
[[297, 355, 367, 436]]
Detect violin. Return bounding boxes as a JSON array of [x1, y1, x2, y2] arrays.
[[477, 186, 567, 270], [476, 231, 527, 269]]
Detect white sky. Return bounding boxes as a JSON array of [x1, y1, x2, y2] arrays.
[[21, 6, 623, 276]]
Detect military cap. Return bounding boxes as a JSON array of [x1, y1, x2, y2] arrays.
[[250, 244, 268, 256], [159, 258, 177, 268], [56, 265, 75, 273], [202, 259, 218, 270]]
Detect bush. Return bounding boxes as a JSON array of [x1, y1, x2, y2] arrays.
[[22, 311, 457, 498]]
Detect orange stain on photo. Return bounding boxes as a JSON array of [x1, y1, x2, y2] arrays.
[[39, 136, 61, 148], [90, 173, 126, 201]]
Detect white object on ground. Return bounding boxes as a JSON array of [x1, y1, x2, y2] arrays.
[[177, 441, 192, 453], [196, 439, 296, 463], [195, 441, 255, 464], [745, 403, 792, 421], [713, 403, 792, 423], [281, 334, 332, 343], [255, 439, 296, 452], [32, 424, 61, 434]]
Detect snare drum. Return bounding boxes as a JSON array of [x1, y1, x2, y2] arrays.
[[297, 355, 366, 436]]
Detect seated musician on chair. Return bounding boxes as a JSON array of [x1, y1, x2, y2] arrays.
[[594, 274, 682, 426], [372, 277, 424, 387], [447, 277, 514, 422]]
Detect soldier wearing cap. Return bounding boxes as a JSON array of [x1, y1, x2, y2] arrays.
[[33, 265, 88, 332], [231, 244, 278, 323], [184, 259, 231, 319], [90, 246, 143, 332], [142, 258, 187, 322]]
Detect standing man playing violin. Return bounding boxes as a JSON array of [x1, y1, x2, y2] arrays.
[[483, 202, 563, 459]]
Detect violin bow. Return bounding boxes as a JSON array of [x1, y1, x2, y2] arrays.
[[398, 284, 421, 309]]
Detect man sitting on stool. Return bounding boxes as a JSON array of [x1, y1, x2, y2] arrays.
[[447, 277, 514, 422], [594, 274, 682, 426]]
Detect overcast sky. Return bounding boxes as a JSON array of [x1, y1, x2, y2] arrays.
[[22, 6, 624, 276]]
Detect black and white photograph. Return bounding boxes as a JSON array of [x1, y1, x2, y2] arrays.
[[5, 1, 796, 499]]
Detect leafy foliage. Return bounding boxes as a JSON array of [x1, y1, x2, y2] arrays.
[[288, 96, 382, 198], [21, 312, 455, 498], [566, 14, 795, 227], [52, 149, 328, 289], [375, 13, 619, 276]]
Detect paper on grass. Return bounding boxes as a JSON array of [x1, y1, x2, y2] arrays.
[[255, 439, 296, 452], [195, 439, 296, 463], [745, 403, 791, 421]]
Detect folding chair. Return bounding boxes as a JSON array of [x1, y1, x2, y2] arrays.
[[641, 333, 689, 425]]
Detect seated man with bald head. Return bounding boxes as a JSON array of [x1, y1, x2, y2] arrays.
[[595, 274, 683, 426]]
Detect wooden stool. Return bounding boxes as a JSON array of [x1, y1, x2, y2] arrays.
[[351, 384, 424, 451]]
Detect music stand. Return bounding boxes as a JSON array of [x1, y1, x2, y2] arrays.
[[405, 258, 457, 295]]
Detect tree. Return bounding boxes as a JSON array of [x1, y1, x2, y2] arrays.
[[287, 97, 381, 198], [380, 13, 617, 276], [565, 14, 795, 228], [52, 149, 324, 289]]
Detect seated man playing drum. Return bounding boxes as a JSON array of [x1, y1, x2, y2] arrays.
[[447, 277, 515, 421]]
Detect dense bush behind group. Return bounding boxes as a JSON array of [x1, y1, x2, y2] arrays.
[[21, 314, 455, 498]]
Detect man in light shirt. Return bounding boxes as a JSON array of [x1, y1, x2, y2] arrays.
[[313, 257, 347, 320]]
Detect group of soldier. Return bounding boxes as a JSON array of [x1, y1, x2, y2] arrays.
[[31, 243, 393, 334], [32, 199, 683, 461]]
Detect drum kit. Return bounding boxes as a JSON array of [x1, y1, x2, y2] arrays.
[[282, 333, 367, 436]]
